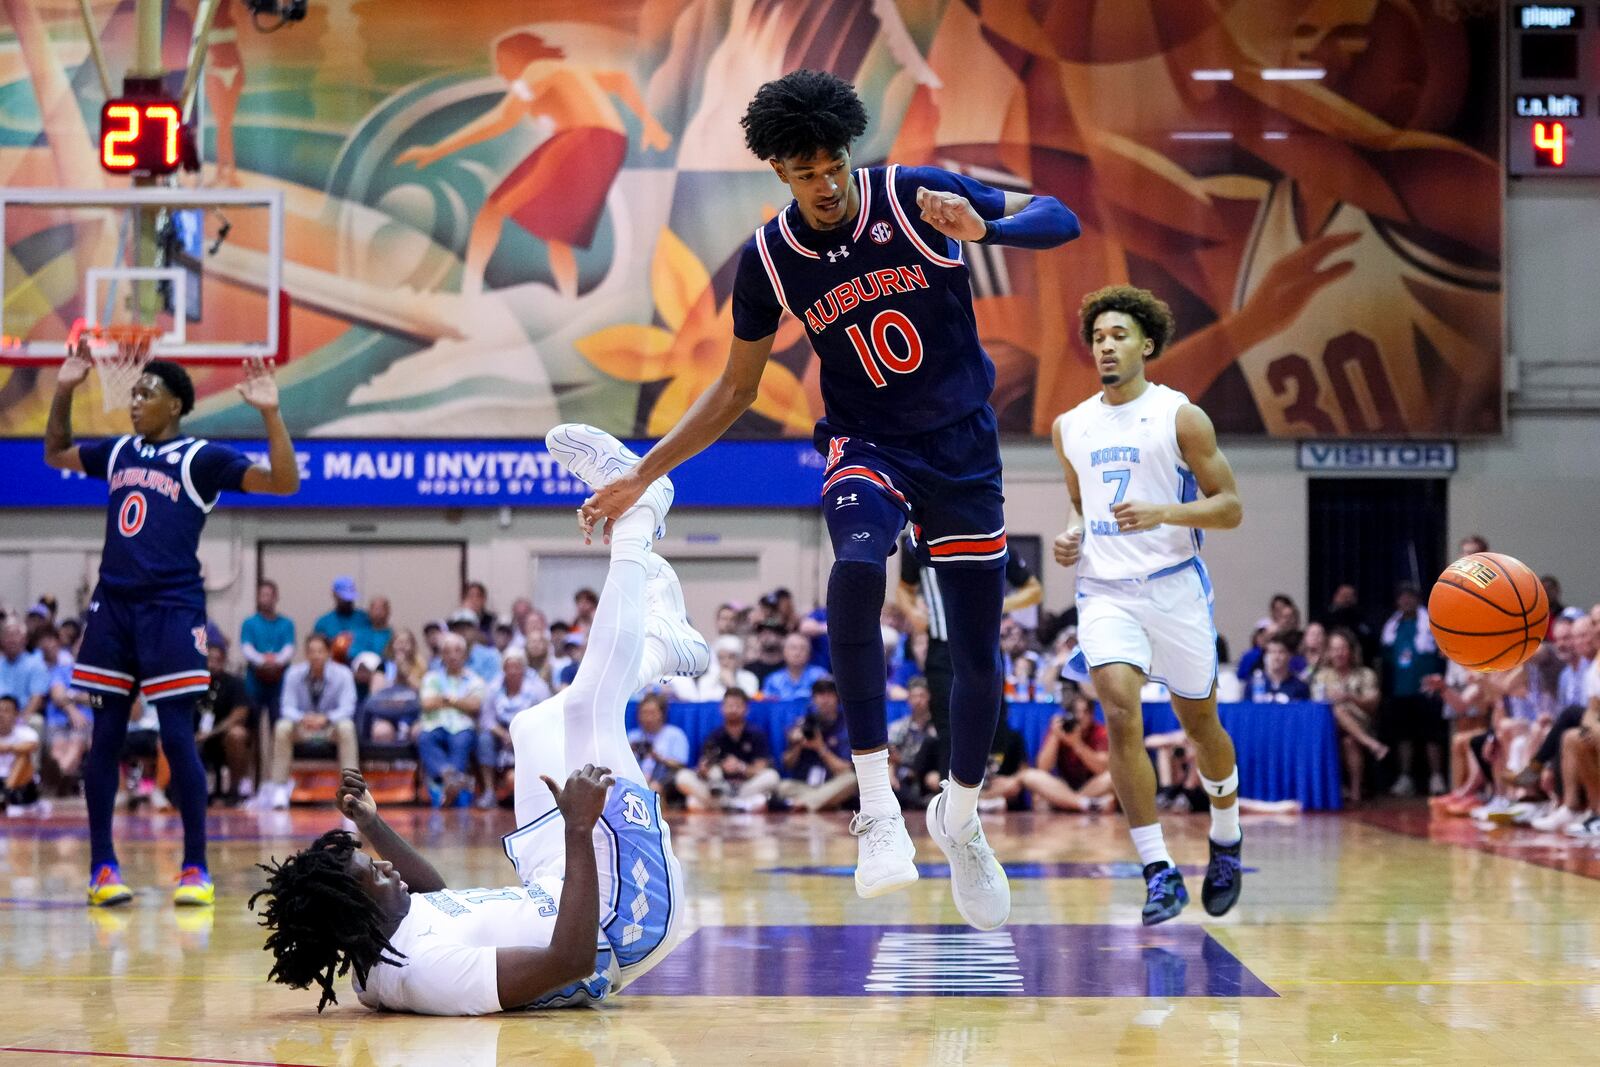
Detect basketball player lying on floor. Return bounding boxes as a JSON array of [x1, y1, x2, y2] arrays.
[[252, 426, 706, 1014]]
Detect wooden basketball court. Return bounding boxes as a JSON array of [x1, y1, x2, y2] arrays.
[[2, 805, 1597, 1066]]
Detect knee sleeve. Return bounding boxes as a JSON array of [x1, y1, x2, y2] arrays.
[[824, 484, 903, 565]]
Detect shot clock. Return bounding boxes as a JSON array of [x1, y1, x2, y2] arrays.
[[99, 96, 197, 177], [1509, 5, 1600, 174]]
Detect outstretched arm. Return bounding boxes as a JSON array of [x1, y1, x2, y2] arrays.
[[396, 93, 524, 168], [579, 332, 775, 540], [337, 769, 448, 893], [594, 71, 671, 152], [43, 337, 98, 472], [237, 358, 300, 495]]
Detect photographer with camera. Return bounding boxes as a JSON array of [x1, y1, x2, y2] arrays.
[[778, 678, 857, 813], [1019, 691, 1117, 813], [673, 688, 779, 812], [626, 693, 689, 802]]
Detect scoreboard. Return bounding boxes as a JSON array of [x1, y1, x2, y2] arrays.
[[1510, 5, 1600, 174]]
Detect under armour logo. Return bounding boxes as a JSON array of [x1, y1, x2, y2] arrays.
[[826, 245, 850, 262], [89, 601, 100, 612], [140, 448, 155, 459], [852, 531, 872, 540], [835, 493, 858, 508]]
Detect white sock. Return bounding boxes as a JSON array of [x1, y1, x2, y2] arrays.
[[942, 779, 982, 835], [1130, 822, 1172, 869], [1209, 800, 1241, 846], [853, 750, 897, 818]]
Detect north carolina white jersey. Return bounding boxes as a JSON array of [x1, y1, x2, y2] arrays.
[[1056, 383, 1200, 581], [353, 880, 617, 1015]]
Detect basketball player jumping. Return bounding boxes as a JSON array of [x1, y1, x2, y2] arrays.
[[579, 70, 1080, 931], [253, 426, 706, 1013], [1052, 286, 1245, 925], [44, 337, 300, 906]]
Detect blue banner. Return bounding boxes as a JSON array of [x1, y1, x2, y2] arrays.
[[0, 438, 828, 509]]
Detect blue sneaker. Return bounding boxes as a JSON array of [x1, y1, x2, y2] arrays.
[[1202, 835, 1243, 917], [427, 783, 444, 809], [1141, 862, 1189, 926], [455, 789, 474, 809]]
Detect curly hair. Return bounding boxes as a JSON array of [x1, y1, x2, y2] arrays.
[[143, 359, 196, 415], [249, 829, 406, 1012], [1078, 285, 1177, 361], [741, 70, 869, 162]]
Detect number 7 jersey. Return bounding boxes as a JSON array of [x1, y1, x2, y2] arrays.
[[1055, 383, 1202, 581], [731, 164, 1007, 437]]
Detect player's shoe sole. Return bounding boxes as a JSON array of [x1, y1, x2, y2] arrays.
[[87, 865, 134, 908], [545, 424, 673, 539], [645, 556, 711, 677], [926, 783, 1011, 930], [850, 811, 919, 898]]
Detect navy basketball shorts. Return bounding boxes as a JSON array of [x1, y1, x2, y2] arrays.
[[71, 587, 212, 706], [817, 404, 1007, 570]]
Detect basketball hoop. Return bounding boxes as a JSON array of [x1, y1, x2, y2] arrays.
[[71, 320, 168, 413]]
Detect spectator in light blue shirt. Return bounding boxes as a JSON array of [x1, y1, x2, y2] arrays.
[[241, 579, 296, 715], [761, 632, 828, 702], [0, 619, 49, 724], [627, 692, 690, 796], [448, 610, 502, 688]]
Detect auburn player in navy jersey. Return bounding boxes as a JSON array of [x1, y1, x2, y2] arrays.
[[580, 70, 1080, 930], [44, 337, 300, 906]]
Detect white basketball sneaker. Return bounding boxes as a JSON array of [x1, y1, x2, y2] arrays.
[[645, 554, 710, 677], [544, 423, 674, 539], [926, 781, 1011, 931], [850, 811, 919, 898]]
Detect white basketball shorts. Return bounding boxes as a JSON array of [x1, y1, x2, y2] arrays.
[[1073, 558, 1219, 700]]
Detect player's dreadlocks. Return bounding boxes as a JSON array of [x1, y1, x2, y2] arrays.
[[741, 69, 869, 162], [1078, 285, 1178, 361], [249, 829, 406, 1012]]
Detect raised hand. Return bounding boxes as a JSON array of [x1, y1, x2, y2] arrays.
[[235, 357, 281, 411], [337, 767, 379, 829], [915, 186, 986, 242], [57, 335, 94, 390], [543, 764, 614, 829]]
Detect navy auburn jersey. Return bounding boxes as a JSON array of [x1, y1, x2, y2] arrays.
[[78, 434, 253, 605], [733, 165, 1008, 438]]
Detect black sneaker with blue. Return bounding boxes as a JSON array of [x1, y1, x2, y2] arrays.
[[1141, 861, 1189, 926], [1202, 834, 1243, 916]]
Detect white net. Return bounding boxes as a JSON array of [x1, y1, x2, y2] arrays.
[[84, 325, 163, 413]]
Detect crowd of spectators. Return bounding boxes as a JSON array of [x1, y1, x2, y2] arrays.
[[1, 530, 1593, 824]]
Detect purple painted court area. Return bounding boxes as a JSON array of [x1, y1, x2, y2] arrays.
[[625, 925, 1276, 998], [762, 862, 1254, 880]]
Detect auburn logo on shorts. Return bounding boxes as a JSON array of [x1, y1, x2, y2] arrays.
[[825, 436, 849, 473]]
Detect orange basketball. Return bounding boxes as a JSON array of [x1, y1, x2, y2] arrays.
[[1428, 552, 1548, 672], [330, 631, 354, 664]]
